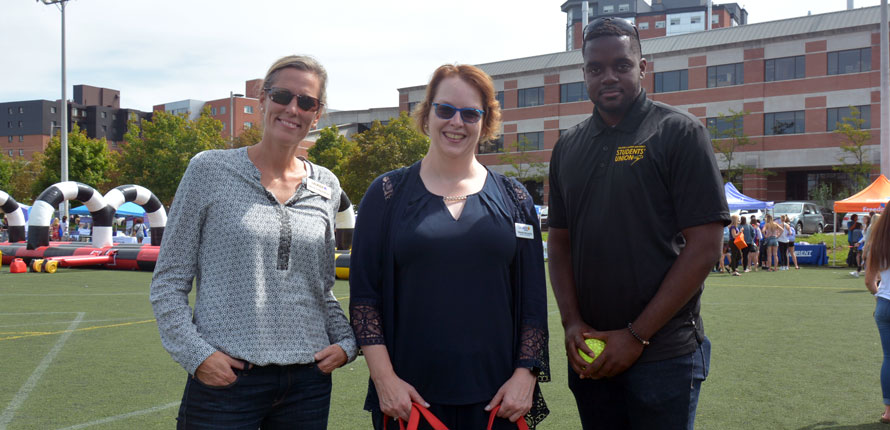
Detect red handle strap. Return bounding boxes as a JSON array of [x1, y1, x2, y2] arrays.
[[383, 402, 449, 430], [487, 405, 530, 430]]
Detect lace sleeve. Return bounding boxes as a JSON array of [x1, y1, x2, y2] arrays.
[[349, 300, 385, 346], [517, 321, 550, 381]]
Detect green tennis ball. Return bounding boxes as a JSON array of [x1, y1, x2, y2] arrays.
[[578, 338, 606, 363]]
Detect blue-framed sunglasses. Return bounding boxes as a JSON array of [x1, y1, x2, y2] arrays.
[[432, 103, 485, 124]]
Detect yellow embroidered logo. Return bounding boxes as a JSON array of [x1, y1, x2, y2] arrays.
[[614, 145, 646, 165]]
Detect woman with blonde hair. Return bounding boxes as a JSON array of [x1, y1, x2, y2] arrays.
[[151, 55, 356, 428], [763, 214, 784, 272], [350, 64, 550, 429], [865, 206, 890, 423]]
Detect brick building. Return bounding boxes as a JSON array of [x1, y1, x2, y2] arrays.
[[0, 85, 150, 159], [153, 79, 262, 140], [398, 4, 883, 204]]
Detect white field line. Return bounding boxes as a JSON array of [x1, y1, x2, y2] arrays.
[[0, 317, 153, 329], [55, 401, 179, 430], [0, 312, 85, 430]]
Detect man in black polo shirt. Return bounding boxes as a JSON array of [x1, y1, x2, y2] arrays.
[[548, 17, 729, 429]]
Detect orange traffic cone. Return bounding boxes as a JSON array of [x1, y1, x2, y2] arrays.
[[10, 258, 27, 273]]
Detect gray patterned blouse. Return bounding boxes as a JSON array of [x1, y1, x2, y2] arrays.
[[150, 147, 357, 374]]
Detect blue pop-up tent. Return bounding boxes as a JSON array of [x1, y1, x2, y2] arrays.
[[69, 201, 146, 217], [724, 182, 774, 211]]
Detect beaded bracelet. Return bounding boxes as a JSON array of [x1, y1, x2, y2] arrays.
[[627, 323, 650, 346]]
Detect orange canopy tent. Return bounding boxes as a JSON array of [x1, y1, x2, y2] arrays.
[[833, 174, 890, 213], [831, 175, 890, 265]]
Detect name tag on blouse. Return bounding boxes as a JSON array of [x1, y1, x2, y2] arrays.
[[305, 178, 332, 199], [515, 223, 534, 239]]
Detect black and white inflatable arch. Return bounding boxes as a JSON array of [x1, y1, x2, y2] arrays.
[[103, 184, 167, 246], [0, 190, 27, 243], [27, 182, 114, 249]]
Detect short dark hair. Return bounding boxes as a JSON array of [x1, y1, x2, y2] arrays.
[[582, 17, 642, 58]]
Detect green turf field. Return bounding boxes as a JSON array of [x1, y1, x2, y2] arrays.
[[0, 266, 885, 429]]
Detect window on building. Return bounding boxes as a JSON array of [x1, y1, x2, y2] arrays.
[[707, 63, 744, 87], [495, 91, 504, 109], [18, 121, 23, 128], [670, 17, 681, 25], [516, 132, 544, 150], [827, 48, 872, 75], [517, 87, 545, 108], [707, 116, 744, 136], [18, 149, 23, 156], [244, 122, 253, 129], [7, 108, 12, 115], [101, 111, 107, 119], [211, 107, 217, 116], [655, 20, 666, 28], [50, 106, 57, 114], [221, 106, 226, 115], [244, 106, 254, 114], [691, 15, 701, 24], [827, 105, 871, 131], [112, 113, 117, 120], [638, 21, 649, 30], [479, 136, 503, 154], [618, 3, 630, 12], [654, 70, 688, 93], [407, 101, 418, 113], [18, 107, 23, 114], [764, 111, 805, 135], [560, 82, 587, 103], [765, 56, 805, 81], [603, 5, 614, 13], [711, 14, 719, 24], [102, 125, 107, 133], [7, 150, 11, 156], [7, 136, 12, 143], [222, 122, 226, 131], [18, 135, 23, 142], [51, 120, 57, 128], [6, 122, 10, 128]]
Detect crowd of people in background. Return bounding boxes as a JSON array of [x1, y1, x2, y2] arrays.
[[850, 212, 880, 278], [720, 213, 803, 276]]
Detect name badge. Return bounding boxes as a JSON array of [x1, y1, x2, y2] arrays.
[[515, 223, 534, 239], [305, 178, 332, 200]]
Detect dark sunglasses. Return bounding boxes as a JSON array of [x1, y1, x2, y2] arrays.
[[264, 87, 324, 112], [583, 17, 642, 54], [431, 103, 485, 124]]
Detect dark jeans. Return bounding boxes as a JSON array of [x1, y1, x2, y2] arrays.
[[372, 401, 521, 430], [730, 245, 747, 271], [568, 336, 711, 430], [778, 242, 789, 266], [176, 362, 332, 430], [876, 298, 890, 405]]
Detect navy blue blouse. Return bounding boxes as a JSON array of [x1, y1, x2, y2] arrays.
[[392, 173, 516, 404], [349, 162, 550, 426]]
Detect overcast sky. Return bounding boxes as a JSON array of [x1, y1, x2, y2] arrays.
[[0, 0, 883, 112]]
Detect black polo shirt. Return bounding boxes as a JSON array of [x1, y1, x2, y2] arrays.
[[548, 90, 729, 363]]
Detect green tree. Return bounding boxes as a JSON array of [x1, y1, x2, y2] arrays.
[[0, 153, 11, 193], [832, 106, 874, 193], [340, 113, 429, 203], [32, 123, 114, 195], [231, 125, 263, 148], [307, 125, 357, 179], [3, 156, 41, 204], [118, 105, 226, 206], [497, 136, 548, 204], [709, 109, 755, 186]]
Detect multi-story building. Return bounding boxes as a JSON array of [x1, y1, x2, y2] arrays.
[[562, 0, 748, 50], [398, 4, 882, 204], [153, 79, 262, 140], [0, 85, 150, 159]]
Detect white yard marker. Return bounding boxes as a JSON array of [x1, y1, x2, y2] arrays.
[[0, 312, 85, 430], [55, 402, 179, 430]]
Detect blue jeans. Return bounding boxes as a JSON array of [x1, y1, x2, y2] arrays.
[[176, 362, 332, 429], [568, 336, 711, 430], [875, 298, 890, 406]]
